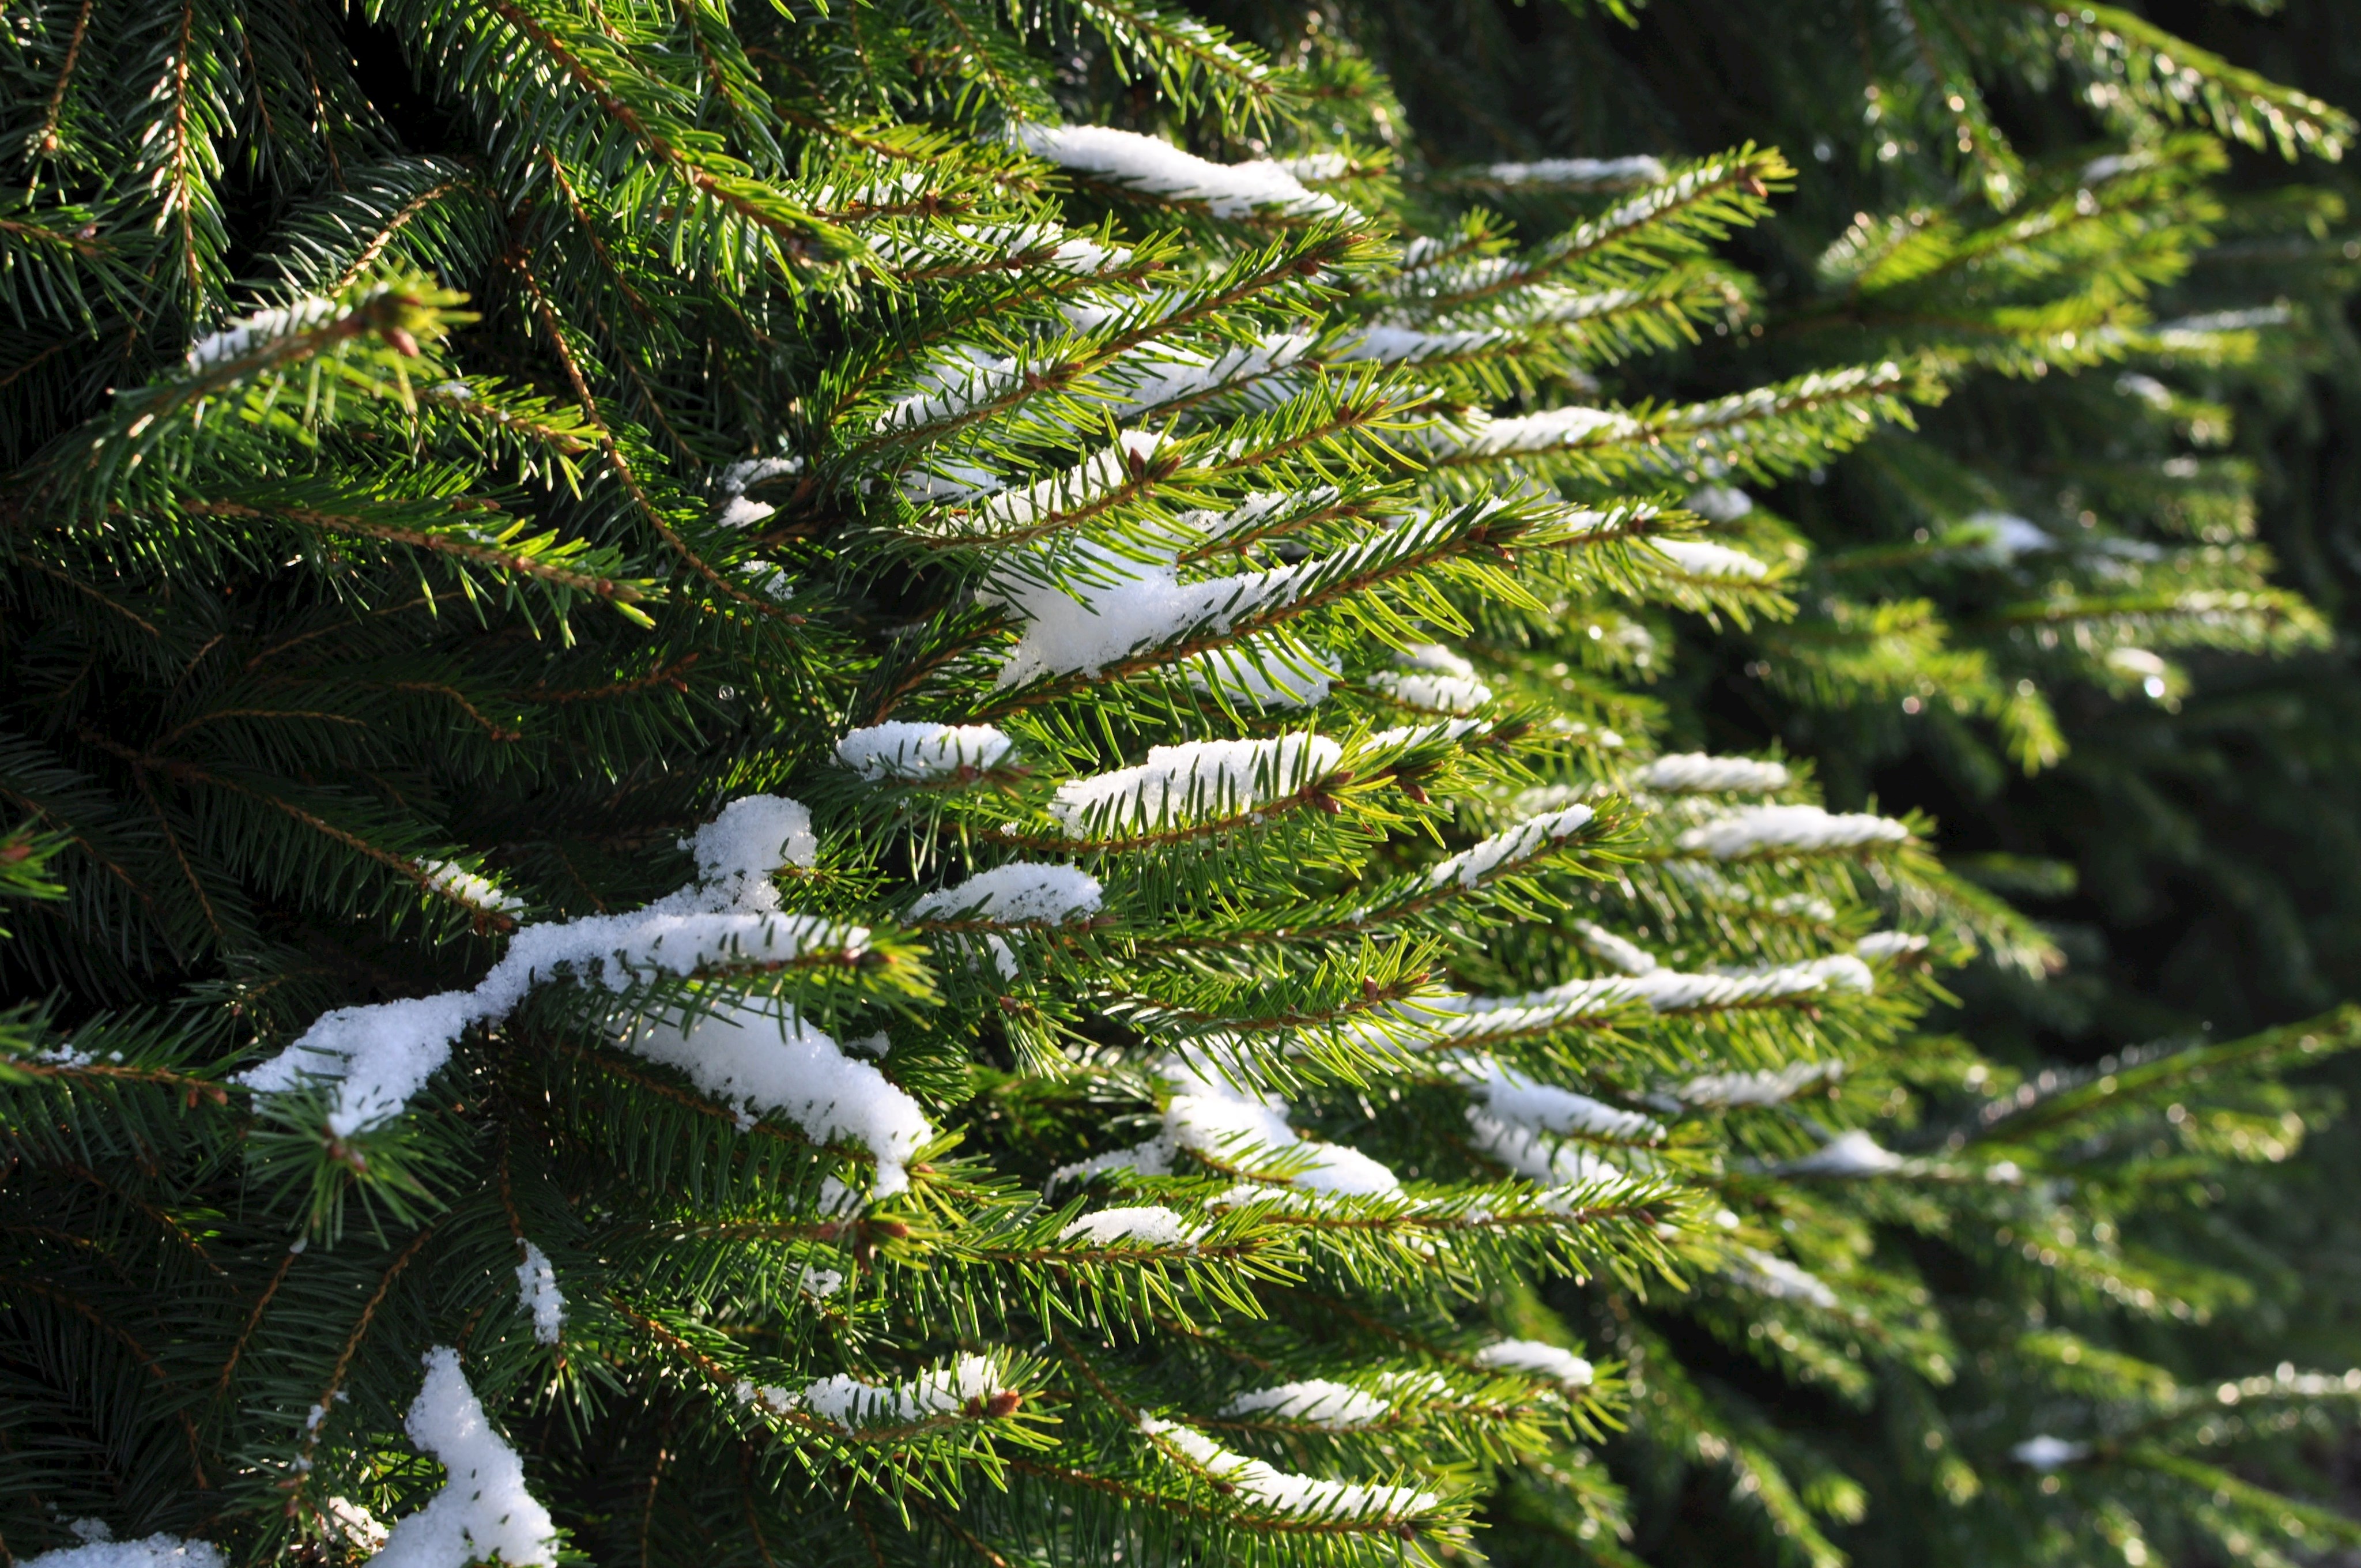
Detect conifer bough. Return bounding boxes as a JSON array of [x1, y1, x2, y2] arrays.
[[1, 1, 2356, 1566]]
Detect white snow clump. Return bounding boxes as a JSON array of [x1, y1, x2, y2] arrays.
[[836, 722, 1014, 781], [372, 1347, 558, 1568]]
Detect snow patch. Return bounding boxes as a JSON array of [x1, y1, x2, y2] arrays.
[[374, 1348, 557, 1568], [836, 722, 1014, 781], [1779, 1129, 1904, 1175], [1013, 123, 1361, 223], [238, 797, 838, 1137], [802, 1354, 1003, 1431], [1631, 753, 1790, 793], [911, 862, 1103, 925], [513, 1242, 563, 1344], [623, 1002, 931, 1197], [20, 1538, 224, 1568], [1220, 1381, 1390, 1428], [1139, 1417, 1436, 1518], [1473, 1339, 1594, 1389], [1050, 734, 1342, 838], [1059, 1205, 1204, 1247], [1675, 804, 1909, 860], [1424, 806, 1596, 889]]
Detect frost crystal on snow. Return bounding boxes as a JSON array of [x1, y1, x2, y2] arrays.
[[18, 1536, 225, 1568], [373, 1348, 558, 1568], [1059, 1205, 1204, 1247], [801, 1354, 1004, 1431], [624, 1002, 932, 1197], [1779, 1128, 1905, 1176], [1220, 1381, 1390, 1428], [1473, 1339, 1595, 1389], [911, 862, 1103, 925], [1049, 735, 1342, 838], [1675, 804, 1909, 860], [514, 1242, 564, 1344], [1013, 124, 1360, 223], [1139, 1417, 1437, 1518], [836, 722, 1014, 781], [1630, 753, 1790, 793]]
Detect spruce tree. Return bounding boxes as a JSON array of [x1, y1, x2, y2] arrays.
[[2, 6, 2358, 1568]]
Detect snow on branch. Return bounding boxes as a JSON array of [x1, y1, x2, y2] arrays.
[[1673, 1060, 1843, 1107], [1725, 1249, 1838, 1309], [238, 797, 854, 1140], [1777, 1129, 1905, 1176], [623, 1002, 932, 1196], [1459, 1059, 1662, 1144], [1049, 734, 1343, 839], [1367, 643, 1492, 714], [514, 1243, 564, 1344], [1648, 538, 1768, 582], [1630, 753, 1790, 793], [374, 1348, 558, 1568], [1424, 805, 1596, 890], [1431, 954, 1876, 1045], [1138, 1417, 1438, 1518], [1472, 1339, 1595, 1390], [185, 290, 361, 371], [1050, 1049, 1401, 1197], [1059, 1205, 1205, 1247], [1013, 123, 1363, 224], [1673, 804, 1910, 860], [1220, 1381, 1390, 1428], [1419, 404, 1640, 462], [986, 533, 1321, 692], [1461, 156, 1668, 191], [836, 722, 1016, 781], [910, 863, 1104, 925], [795, 1354, 1010, 1431], [18, 1534, 224, 1568]]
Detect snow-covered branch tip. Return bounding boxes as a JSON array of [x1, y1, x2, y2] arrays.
[[1673, 804, 1909, 859], [237, 798, 869, 1146], [1138, 1416, 1439, 1518], [1013, 123, 1364, 224]]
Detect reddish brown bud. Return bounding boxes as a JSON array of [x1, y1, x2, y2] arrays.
[[385, 326, 421, 358], [985, 1390, 1023, 1418]]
